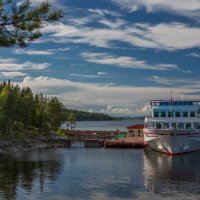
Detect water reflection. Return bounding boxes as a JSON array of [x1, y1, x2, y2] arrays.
[[144, 149, 200, 198], [2, 148, 200, 200], [50, 148, 145, 200], [0, 149, 63, 200]]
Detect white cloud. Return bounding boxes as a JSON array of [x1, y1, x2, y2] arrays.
[[0, 71, 28, 78], [97, 72, 108, 75], [69, 72, 108, 78], [42, 22, 79, 37], [101, 105, 135, 116], [150, 75, 175, 85], [48, 47, 70, 52], [14, 49, 53, 55], [136, 23, 200, 50], [187, 52, 200, 58], [81, 52, 179, 71], [17, 76, 200, 116], [41, 21, 200, 50], [88, 9, 122, 17], [69, 74, 99, 78], [99, 18, 127, 29], [0, 58, 51, 71], [112, 0, 200, 19], [150, 75, 200, 87], [14, 47, 70, 55]]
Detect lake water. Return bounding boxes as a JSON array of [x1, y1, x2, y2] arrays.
[[1, 148, 200, 200], [62, 119, 144, 131]]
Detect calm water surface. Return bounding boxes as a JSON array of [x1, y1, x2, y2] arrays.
[[1, 148, 200, 200]]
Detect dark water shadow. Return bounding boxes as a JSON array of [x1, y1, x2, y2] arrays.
[[0, 149, 64, 200], [144, 149, 200, 197]]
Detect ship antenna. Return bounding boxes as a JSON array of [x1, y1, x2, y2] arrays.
[[182, 92, 184, 101], [170, 91, 173, 104], [170, 91, 173, 126]]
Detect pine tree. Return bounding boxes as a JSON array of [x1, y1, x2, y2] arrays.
[[0, 0, 63, 47]]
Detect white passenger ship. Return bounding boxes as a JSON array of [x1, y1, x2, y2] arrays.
[[144, 99, 200, 155]]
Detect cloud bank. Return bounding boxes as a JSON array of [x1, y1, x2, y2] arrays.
[[112, 0, 200, 19], [18, 76, 200, 116], [41, 22, 200, 51]]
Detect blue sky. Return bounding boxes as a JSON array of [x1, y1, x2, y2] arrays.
[[0, 0, 200, 116]]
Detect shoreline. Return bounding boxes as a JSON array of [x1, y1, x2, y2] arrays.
[[0, 138, 70, 155]]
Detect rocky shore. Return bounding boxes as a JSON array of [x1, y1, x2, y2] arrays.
[[0, 138, 71, 154]]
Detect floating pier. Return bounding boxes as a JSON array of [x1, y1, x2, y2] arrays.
[[104, 136, 147, 148]]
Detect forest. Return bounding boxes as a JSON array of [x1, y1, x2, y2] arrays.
[[0, 80, 66, 138], [0, 81, 114, 138]]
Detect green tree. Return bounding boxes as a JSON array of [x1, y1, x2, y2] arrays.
[[0, 0, 63, 47], [67, 112, 77, 130], [19, 87, 34, 127], [0, 84, 10, 133], [33, 93, 47, 130], [45, 97, 65, 130], [56, 128, 65, 137]]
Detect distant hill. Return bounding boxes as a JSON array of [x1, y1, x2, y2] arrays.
[[65, 109, 114, 121]]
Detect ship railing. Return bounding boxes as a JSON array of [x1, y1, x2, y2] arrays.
[[144, 127, 200, 131], [145, 117, 200, 123]]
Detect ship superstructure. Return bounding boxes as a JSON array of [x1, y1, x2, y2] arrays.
[[144, 99, 200, 155]]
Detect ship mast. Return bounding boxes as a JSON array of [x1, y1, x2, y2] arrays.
[[170, 91, 173, 127], [182, 92, 184, 101]]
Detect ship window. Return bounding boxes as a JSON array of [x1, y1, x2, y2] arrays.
[[154, 112, 159, 117], [194, 123, 200, 129], [150, 102, 156, 106], [164, 102, 169, 106], [163, 123, 169, 129], [177, 123, 184, 129], [183, 101, 187, 105], [175, 112, 181, 117], [178, 101, 183, 105], [188, 102, 192, 105], [190, 111, 195, 117], [172, 123, 176, 129], [183, 112, 188, 117], [161, 112, 166, 117], [156, 123, 162, 129], [168, 112, 173, 117], [186, 123, 191, 129], [173, 102, 177, 106], [160, 102, 164, 106]]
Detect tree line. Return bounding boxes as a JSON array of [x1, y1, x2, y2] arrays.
[[0, 81, 115, 138], [0, 80, 66, 137], [65, 109, 114, 121]]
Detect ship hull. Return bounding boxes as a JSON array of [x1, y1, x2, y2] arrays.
[[144, 129, 200, 155]]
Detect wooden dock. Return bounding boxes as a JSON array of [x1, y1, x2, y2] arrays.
[[49, 130, 147, 149], [104, 136, 147, 148]]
